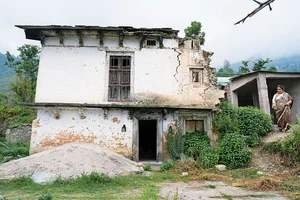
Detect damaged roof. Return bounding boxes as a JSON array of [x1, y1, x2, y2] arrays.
[[16, 25, 180, 41]]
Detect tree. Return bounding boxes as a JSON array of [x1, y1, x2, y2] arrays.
[[252, 58, 272, 71], [267, 66, 277, 72], [217, 59, 235, 77], [184, 21, 206, 45], [238, 61, 251, 74], [5, 44, 40, 103]]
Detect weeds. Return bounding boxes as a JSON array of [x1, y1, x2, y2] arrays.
[[144, 163, 152, 171]]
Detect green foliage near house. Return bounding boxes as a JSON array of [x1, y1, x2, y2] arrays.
[[214, 102, 272, 147], [184, 21, 206, 45], [219, 133, 252, 169], [263, 119, 300, 166], [0, 102, 36, 130], [0, 140, 30, 163], [166, 126, 184, 160], [5, 44, 40, 103], [183, 131, 210, 158]]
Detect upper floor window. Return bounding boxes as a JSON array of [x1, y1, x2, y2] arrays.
[[190, 68, 203, 84], [108, 56, 131, 101], [146, 39, 157, 46]]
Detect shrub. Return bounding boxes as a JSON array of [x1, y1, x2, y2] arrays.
[[197, 147, 219, 169], [219, 133, 252, 169], [0, 141, 30, 162], [166, 126, 184, 160], [183, 131, 210, 158], [160, 160, 175, 171], [214, 102, 272, 147], [281, 121, 300, 166], [144, 163, 152, 171]]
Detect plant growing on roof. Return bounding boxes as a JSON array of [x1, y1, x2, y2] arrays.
[[184, 21, 206, 45]]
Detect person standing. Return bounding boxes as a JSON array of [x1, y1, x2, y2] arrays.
[[272, 85, 293, 132]]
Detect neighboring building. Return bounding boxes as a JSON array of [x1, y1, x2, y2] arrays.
[[18, 25, 224, 161], [228, 71, 300, 123], [217, 77, 231, 86]]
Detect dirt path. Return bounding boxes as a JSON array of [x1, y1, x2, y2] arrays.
[[158, 181, 287, 200], [262, 131, 291, 143]]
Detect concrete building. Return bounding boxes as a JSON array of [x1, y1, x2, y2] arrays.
[[18, 25, 224, 161], [228, 71, 300, 123]]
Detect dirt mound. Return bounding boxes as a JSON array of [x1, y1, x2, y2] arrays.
[[0, 142, 142, 179]]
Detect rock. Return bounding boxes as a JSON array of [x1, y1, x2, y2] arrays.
[[31, 172, 58, 185], [257, 171, 264, 175], [215, 165, 226, 171], [0, 196, 6, 200]]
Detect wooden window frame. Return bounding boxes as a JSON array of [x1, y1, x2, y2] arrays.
[[185, 120, 205, 133], [190, 68, 204, 84], [108, 56, 131, 102]]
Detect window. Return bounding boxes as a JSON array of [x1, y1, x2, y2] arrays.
[[190, 69, 203, 84], [108, 56, 131, 101], [146, 39, 157, 46], [185, 120, 204, 133]]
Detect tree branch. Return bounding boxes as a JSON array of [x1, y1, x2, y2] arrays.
[[235, 0, 275, 25]]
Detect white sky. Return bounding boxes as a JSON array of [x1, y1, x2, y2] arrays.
[[1, 0, 300, 67]]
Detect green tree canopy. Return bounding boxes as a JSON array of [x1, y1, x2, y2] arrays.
[[184, 21, 206, 45], [217, 59, 235, 77], [252, 58, 272, 71], [5, 44, 40, 103]]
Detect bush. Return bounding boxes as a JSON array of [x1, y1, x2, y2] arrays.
[[160, 160, 175, 171], [0, 140, 30, 162], [219, 133, 252, 169], [214, 102, 272, 147], [166, 126, 184, 160], [183, 131, 210, 158], [0, 102, 36, 129], [144, 163, 152, 171], [197, 147, 219, 169], [262, 120, 300, 166], [281, 121, 300, 166]]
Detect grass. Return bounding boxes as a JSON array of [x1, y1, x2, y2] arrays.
[[0, 140, 30, 163], [0, 161, 299, 199], [0, 172, 185, 200]]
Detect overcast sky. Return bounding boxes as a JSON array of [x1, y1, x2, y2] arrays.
[[1, 0, 300, 67]]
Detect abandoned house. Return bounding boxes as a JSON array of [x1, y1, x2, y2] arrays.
[[228, 71, 300, 124], [17, 25, 224, 161]]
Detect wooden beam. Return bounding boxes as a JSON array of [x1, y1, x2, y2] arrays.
[[235, 0, 275, 25]]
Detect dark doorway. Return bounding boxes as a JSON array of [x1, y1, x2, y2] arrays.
[[139, 120, 157, 160]]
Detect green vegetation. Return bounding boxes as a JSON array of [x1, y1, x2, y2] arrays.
[[160, 160, 175, 171], [217, 59, 235, 77], [214, 102, 272, 147], [219, 133, 252, 169], [263, 119, 300, 166], [38, 193, 53, 200], [166, 126, 184, 160], [0, 102, 36, 130], [0, 172, 183, 200], [0, 140, 30, 163], [184, 21, 206, 45], [143, 163, 152, 171], [5, 44, 40, 103]]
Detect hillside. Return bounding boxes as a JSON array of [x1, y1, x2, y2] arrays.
[[0, 52, 15, 92], [220, 55, 300, 72]]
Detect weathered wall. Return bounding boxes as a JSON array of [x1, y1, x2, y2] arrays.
[[5, 124, 32, 143], [35, 35, 223, 109], [31, 108, 214, 161]]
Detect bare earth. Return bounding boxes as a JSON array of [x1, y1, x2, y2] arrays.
[[158, 181, 288, 200], [0, 142, 142, 179]]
